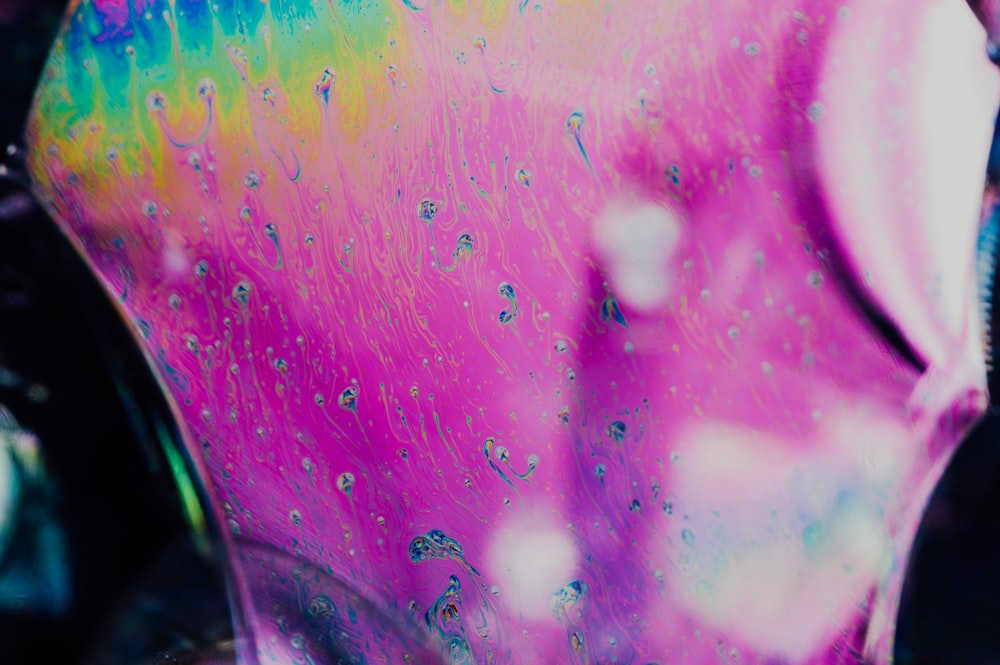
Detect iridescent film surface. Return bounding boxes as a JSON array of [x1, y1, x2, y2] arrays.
[[24, 0, 1000, 662]]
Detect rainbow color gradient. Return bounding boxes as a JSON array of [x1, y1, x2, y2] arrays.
[[24, 0, 1000, 663]]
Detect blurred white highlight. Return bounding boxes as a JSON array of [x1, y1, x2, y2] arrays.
[[592, 200, 681, 311]]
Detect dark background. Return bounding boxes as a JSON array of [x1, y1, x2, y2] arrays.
[[0, 2, 231, 664], [2, 2, 1000, 664]]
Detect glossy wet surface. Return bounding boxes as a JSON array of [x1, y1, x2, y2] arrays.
[[12, 1, 1000, 663]]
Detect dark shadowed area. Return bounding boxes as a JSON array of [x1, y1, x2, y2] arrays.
[[0, 2, 233, 664]]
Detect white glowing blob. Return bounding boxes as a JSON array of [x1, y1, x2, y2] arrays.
[[663, 412, 904, 662], [592, 200, 681, 311], [489, 519, 578, 621]]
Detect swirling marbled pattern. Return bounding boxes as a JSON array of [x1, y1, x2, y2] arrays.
[[25, 0, 1000, 663]]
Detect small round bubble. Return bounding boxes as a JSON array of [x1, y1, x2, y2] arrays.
[[232, 280, 251, 304], [417, 199, 438, 222], [197, 77, 216, 100], [145, 91, 166, 113], [337, 471, 356, 493]]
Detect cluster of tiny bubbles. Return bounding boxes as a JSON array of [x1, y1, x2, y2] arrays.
[[549, 580, 585, 618], [244, 171, 260, 188], [336, 472, 355, 494], [607, 421, 626, 442], [418, 199, 438, 222], [408, 529, 464, 564]]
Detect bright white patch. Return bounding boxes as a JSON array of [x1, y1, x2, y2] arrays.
[[674, 505, 890, 663], [489, 519, 578, 621], [665, 412, 903, 662], [592, 200, 681, 311], [828, 408, 914, 491], [815, 0, 999, 368], [915, 2, 999, 352], [163, 230, 191, 278]]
